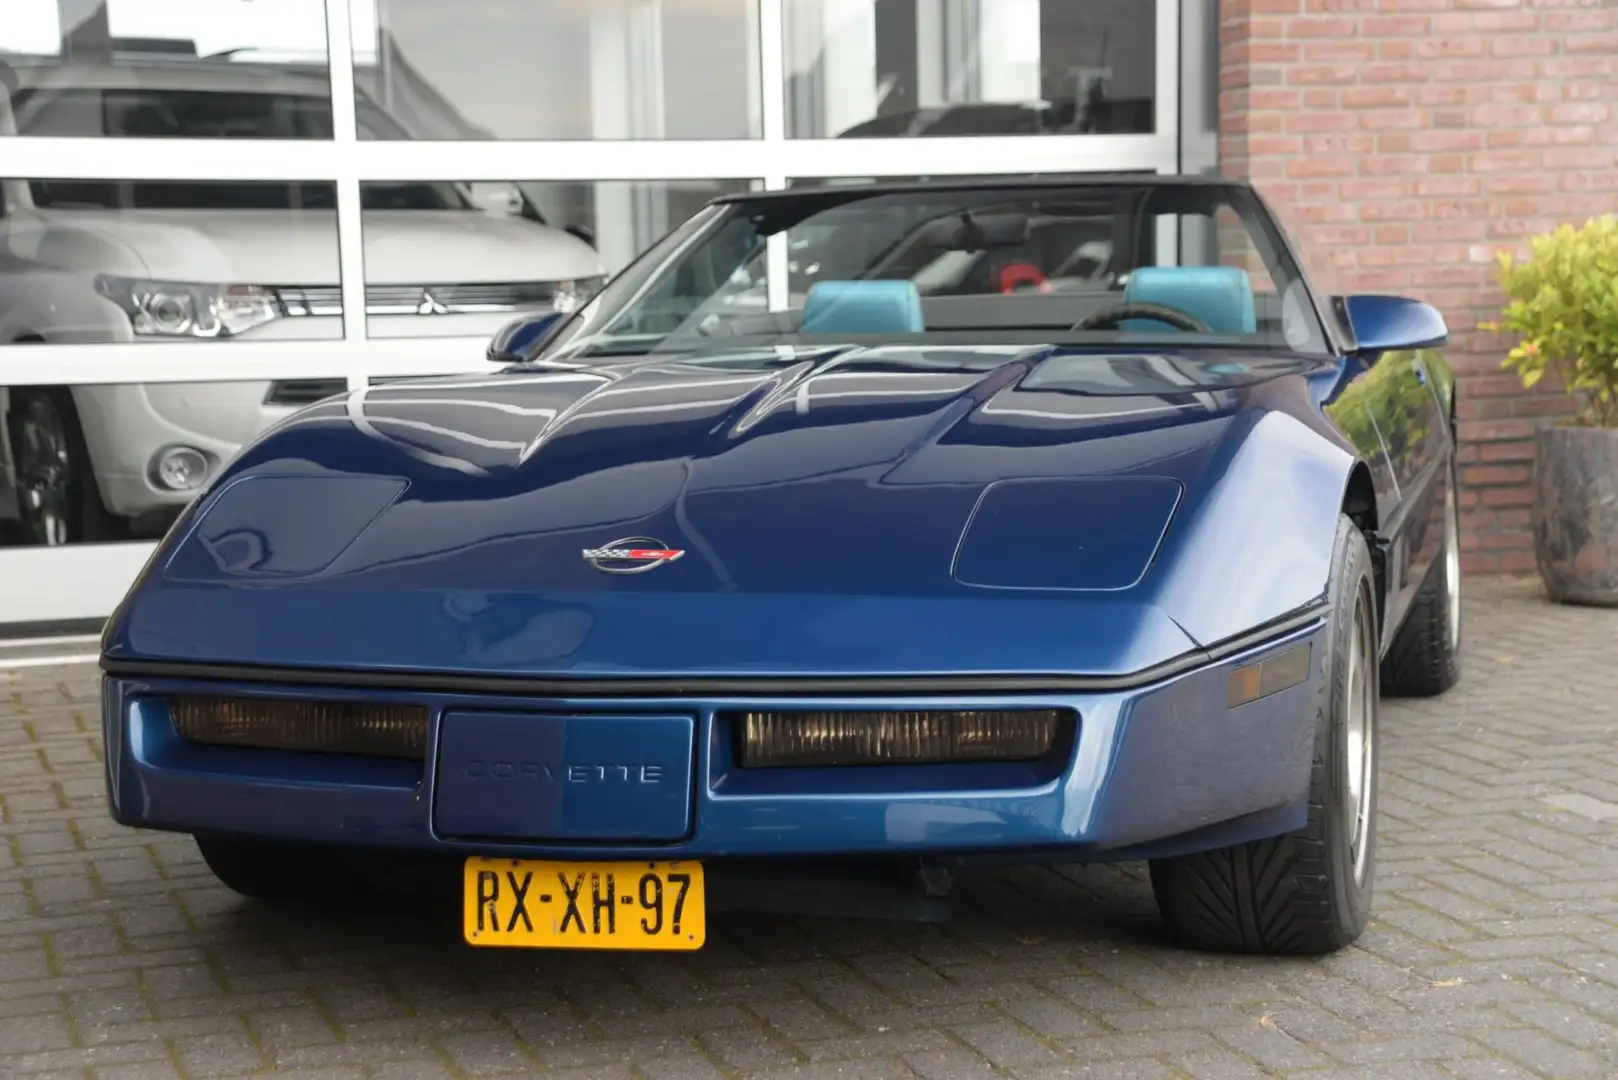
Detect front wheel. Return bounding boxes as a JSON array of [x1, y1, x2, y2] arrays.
[[1149, 513, 1380, 955]]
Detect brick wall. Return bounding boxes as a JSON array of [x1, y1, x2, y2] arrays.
[[1217, 0, 1618, 574]]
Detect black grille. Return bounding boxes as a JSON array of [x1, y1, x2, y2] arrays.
[[265, 379, 346, 406], [270, 282, 558, 316]]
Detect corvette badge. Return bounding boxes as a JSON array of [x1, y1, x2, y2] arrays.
[[582, 538, 686, 574]]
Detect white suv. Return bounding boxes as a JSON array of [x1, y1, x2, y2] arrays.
[[0, 52, 604, 545]]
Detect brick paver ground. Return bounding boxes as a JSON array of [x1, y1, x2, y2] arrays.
[[3, 575, 1617, 1080]]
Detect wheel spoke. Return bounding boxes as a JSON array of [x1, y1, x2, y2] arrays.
[[1346, 584, 1377, 886], [1445, 481, 1462, 652]]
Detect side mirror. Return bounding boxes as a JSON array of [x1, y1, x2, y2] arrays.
[[1341, 294, 1448, 356], [487, 311, 565, 364]]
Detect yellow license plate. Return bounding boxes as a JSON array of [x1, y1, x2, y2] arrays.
[[463, 858, 705, 951]]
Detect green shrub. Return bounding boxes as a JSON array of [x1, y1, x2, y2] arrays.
[[1482, 214, 1618, 428]]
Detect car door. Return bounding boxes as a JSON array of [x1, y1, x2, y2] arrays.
[[1374, 348, 1453, 629], [1321, 344, 1410, 640], [1322, 356, 1401, 515]]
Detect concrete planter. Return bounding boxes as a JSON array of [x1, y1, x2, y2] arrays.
[[1532, 426, 1618, 606]]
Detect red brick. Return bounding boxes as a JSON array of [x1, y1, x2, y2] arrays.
[[1364, 16, 1432, 35], [1496, 508, 1532, 529], [1345, 86, 1415, 108], [1481, 527, 1535, 548], [1544, 10, 1615, 32], [1564, 34, 1618, 54], [1287, 15, 1360, 35], [1463, 464, 1533, 487], [1222, 0, 1612, 563], [1496, 551, 1539, 573]]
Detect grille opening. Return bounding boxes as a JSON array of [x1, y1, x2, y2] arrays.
[[732, 709, 1067, 769], [169, 696, 429, 760], [265, 379, 346, 407]]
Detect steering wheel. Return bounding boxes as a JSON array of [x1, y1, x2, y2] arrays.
[[1071, 302, 1212, 334]]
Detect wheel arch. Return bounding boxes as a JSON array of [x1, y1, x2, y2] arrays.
[[1339, 459, 1386, 632], [1152, 411, 1378, 647]]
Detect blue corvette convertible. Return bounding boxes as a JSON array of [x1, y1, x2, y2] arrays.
[[99, 177, 1463, 956]]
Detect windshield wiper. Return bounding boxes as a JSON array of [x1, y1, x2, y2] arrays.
[[545, 342, 658, 362]]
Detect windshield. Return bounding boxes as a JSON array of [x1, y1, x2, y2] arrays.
[[543, 181, 1332, 362]]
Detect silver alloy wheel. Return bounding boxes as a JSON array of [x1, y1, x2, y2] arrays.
[[1444, 479, 1461, 653], [1342, 581, 1377, 886]]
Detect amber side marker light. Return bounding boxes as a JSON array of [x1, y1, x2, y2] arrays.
[[1227, 643, 1313, 709], [169, 696, 429, 760], [735, 709, 1065, 768]]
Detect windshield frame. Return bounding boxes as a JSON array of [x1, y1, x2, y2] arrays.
[[1246, 184, 1355, 356], [539, 180, 1336, 364]]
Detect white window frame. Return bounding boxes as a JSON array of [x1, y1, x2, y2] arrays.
[[0, 0, 1181, 626]]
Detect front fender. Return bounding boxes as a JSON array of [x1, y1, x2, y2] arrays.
[[1150, 407, 1359, 647]]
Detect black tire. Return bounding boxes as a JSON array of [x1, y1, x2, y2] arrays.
[[1149, 513, 1380, 956], [195, 835, 375, 908], [4, 385, 122, 545], [1381, 460, 1463, 697]]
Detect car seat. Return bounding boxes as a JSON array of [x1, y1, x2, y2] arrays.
[[799, 280, 926, 335], [1122, 266, 1257, 334]]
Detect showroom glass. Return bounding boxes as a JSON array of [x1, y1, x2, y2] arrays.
[[1, 177, 343, 348], [0, 378, 343, 550], [350, 0, 760, 141], [541, 182, 1331, 360], [358, 179, 752, 339], [783, 0, 1154, 138], [0, 0, 333, 137]]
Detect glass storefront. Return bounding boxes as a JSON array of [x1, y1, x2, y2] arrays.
[[784, 0, 1155, 139], [1, 0, 1184, 626], [354, 0, 761, 141]]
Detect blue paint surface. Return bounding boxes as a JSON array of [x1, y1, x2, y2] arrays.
[[1342, 294, 1450, 354], [107, 346, 1366, 679], [101, 620, 1324, 859], [433, 712, 695, 842]]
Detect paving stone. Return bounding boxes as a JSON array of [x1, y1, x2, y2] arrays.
[[5, 576, 1618, 1080], [1473, 1027, 1612, 1078]]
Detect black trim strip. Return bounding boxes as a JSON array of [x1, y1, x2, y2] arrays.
[[99, 602, 1329, 699], [1, 617, 106, 642]]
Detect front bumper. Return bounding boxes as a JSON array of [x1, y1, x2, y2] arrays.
[[101, 619, 1324, 863]]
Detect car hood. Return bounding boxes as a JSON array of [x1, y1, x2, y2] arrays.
[[104, 344, 1357, 681], [32, 208, 604, 284]]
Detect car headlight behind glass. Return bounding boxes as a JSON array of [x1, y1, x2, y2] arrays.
[[551, 275, 606, 315], [95, 275, 280, 338]]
